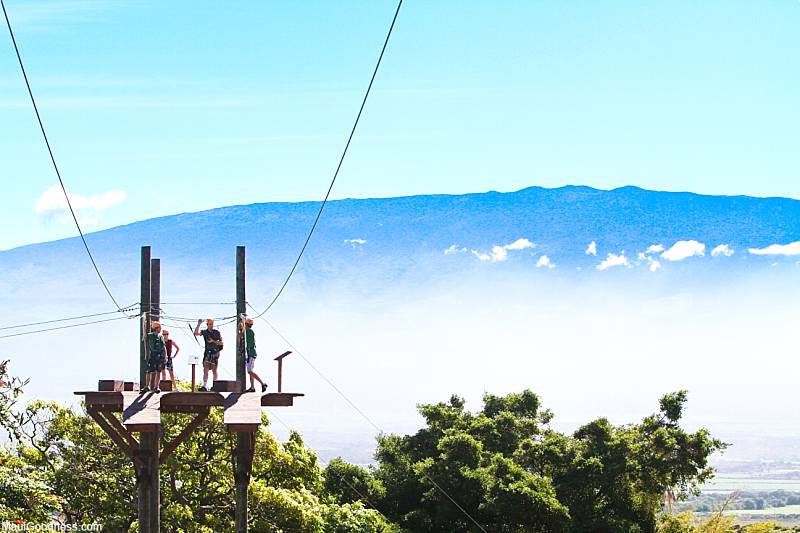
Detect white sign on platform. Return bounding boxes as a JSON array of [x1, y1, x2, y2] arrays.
[[187, 354, 201, 365]]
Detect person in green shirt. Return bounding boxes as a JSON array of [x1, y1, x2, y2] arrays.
[[144, 321, 166, 393], [244, 318, 267, 393]]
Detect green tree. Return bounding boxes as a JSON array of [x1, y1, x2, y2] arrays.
[[16, 381, 395, 532], [373, 390, 725, 533]]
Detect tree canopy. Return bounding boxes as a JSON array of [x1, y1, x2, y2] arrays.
[[1, 360, 735, 532]]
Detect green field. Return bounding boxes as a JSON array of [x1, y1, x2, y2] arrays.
[[703, 478, 800, 493]]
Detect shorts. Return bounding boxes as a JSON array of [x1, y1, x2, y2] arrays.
[[246, 357, 256, 373], [165, 357, 173, 371], [147, 353, 165, 373], [203, 352, 220, 368]]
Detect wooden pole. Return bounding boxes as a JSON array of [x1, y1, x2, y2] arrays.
[[138, 247, 151, 532], [139, 247, 151, 388], [144, 257, 161, 532], [234, 246, 251, 533], [277, 358, 283, 393], [236, 246, 246, 392]]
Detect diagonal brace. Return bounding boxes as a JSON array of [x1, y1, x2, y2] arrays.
[[88, 407, 142, 469], [160, 410, 208, 464]]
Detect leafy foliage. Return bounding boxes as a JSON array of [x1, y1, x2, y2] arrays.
[[364, 390, 726, 533], [0, 362, 739, 532]]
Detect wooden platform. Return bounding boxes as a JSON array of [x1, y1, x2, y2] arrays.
[[122, 391, 162, 432], [75, 390, 304, 433], [223, 393, 263, 432]]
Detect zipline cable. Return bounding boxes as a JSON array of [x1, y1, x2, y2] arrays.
[[1, 0, 123, 311], [252, 0, 404, 319], [0, 315, 132, 340], [0, 303, 138, 331], [247, 303, 488, 533]]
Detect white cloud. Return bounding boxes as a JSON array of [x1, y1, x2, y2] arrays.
[[597, 252, 629, 271], [34, 185, 126, 225], [344, 238, 367, 246], [637, 252, 661, 272], [661, 240, 705, 261], [748, 242, 800, 256], [444, 244, 467, 255], [505, 238, 534, 251], [490, 245, 508, 262], [646, 244, 665, 254], [536, 255, 555, 269], [711, 244, 734, 257], [461, 238, 535, 263], [585, 241, 597, 256]]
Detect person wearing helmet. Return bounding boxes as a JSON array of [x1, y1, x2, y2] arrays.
[[160, 330, 180, 384], [194, 318, 223, 391], [244, 318, 267, 393], [144, 321, 166, 393]]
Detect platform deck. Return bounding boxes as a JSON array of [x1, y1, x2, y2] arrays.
[[122, 391, 162, 432], [74, 390, 304, 419], [223, 393, 263, 432]]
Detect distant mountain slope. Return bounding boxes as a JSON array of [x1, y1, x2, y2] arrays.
[[2, 185, 799, 295]]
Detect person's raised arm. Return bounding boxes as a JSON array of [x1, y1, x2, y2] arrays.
[[194, 319, 203, 336]]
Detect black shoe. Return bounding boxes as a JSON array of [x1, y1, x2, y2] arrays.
[[261, 384, 268, 393], [141, 387, 150, 392], [245, 387, 256, 393], [155, 388, 161, 394], [198, 385, 207, 392]]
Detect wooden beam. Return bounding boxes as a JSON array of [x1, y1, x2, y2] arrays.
[[99, 409, 140, 451], [235, 245, 249, 533], [87, 408, 141, 468], [160, 411, 208, 464]]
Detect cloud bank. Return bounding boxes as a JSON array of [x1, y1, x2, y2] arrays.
[[34, 185, 126, 225], [748, 242, 800, 256], [711, 244, 734, 257], [446, 238, 535, 263], [661, 240, 705, 261], [597, 252, 629, 271]]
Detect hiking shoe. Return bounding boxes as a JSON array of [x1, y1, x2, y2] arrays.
[[198, 386, 207, 392], [245, 387, 256, 393], [261, 384, 268, 393]]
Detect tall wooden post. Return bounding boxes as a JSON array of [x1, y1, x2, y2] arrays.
[[146, 258, 161, 532], [236, 246, 246, 391], [234, 246, 250, 532], [138, 247, 155, 532], [139, 247, 151, 388]]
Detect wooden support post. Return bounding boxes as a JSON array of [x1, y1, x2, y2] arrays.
[[135, 254, 162, 532], [236, 246, 246, 392], [138, 247, 152, 532], [140, 247, 151, 390], [274, 351, 292, 393], [145, 257, 161, 533], [191, 363, 196, 392], [234, 246, 250, 533]]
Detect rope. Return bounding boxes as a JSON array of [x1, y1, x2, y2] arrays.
[[0, 315, 133, 340], [1, 0, 122, 311], [247, 303, 488, 533], [251, 0, 404, 319], [0, 303, 138, 331]]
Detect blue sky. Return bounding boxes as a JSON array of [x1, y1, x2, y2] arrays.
[[1, 0, 799, 250]]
